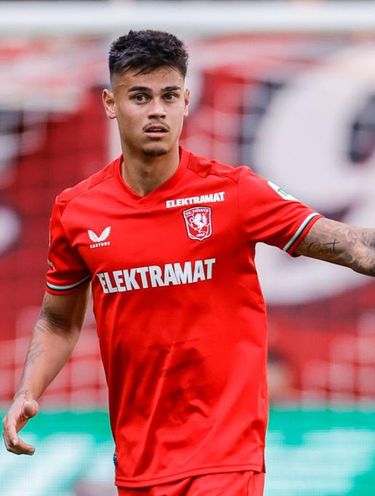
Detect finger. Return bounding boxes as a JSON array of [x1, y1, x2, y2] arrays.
[[2, 418, 18, 449], [22, 400, 39, 420], [2, 406, 37, 455], [6, 435, 35, 455]]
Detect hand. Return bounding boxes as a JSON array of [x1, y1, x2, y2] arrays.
[[2, 395, 39, 455]]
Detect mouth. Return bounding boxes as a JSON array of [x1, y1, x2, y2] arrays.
[[143, 124, 169, 139]]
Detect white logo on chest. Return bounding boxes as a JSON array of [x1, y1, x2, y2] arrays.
[[97, 258, 216, 294], [166, 191, 225, 208], [88, 226, 111, 249]]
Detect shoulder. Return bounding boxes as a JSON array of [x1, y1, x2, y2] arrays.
[[187, 150, 289, 202], [187, 149, 254, 185], [55, 157, 119, 212]]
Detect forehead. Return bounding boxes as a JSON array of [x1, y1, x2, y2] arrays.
[[112, 66, 185, 91]]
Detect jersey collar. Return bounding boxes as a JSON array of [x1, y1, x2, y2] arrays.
[[114, 146, 191, 205]]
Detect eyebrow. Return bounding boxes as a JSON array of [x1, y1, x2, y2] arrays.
[[127, 85, 182, 93]]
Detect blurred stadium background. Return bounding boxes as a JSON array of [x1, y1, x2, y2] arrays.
[[1, 1, 375, 495]]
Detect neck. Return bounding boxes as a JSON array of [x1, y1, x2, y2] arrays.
[[120, 145, 180, 197]]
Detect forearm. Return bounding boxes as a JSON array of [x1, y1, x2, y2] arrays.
[[16, 316, 80, 401], [3, 290, 88, 456], [296, 219, 375, 276], [350, 228, 375, 276]]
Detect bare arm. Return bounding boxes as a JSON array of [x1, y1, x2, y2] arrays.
[[295, 218, 375, 276], [2, 285, 89, 455]]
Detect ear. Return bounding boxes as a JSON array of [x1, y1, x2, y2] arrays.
[[184, 88, 190, 117], [102, 88, 117, 119]]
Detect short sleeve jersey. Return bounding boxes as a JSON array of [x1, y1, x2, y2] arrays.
[[46, 148, 321, 488]]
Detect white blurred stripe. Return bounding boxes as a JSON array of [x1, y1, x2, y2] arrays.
[[265, 429, 375, 496], [83, 441, 114, 484], [1, 435, 93, 496], [0, 434, 38, 489], [0, 2, 375, 37]]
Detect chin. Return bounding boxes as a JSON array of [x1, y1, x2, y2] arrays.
[[142, 144, 169, 157]]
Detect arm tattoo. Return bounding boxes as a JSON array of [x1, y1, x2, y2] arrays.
[[296, 218, 375, 276]]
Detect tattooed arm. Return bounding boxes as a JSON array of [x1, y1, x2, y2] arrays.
[[295, 218, 375, 276], [2, 286, 89, 455]]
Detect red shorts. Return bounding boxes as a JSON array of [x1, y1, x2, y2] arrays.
[[118, 470, 265, 496]]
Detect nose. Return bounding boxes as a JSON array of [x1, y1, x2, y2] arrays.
[[148, 97, 166, 119]]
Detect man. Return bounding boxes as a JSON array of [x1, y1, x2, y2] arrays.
[[2, 30, 375, 496]]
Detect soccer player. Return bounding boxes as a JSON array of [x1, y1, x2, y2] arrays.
[[2, 30, 375, 496]]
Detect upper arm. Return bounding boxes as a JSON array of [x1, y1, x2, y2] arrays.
[[40, 283, 90, 333], [238, 168, 321, 252], [295, 217, 374, 275], [46, 200, 90, 295]]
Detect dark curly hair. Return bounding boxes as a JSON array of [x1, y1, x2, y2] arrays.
[[109, 30, 189, 79]]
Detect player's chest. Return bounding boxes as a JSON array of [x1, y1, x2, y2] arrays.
[[70, 195, 240, 273]]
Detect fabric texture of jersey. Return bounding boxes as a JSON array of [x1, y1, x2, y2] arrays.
[[46, 148, 321, 488], [117, 470, 265, 496]]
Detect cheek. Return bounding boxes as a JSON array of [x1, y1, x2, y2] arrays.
[[170, 107, 186, 128], [118, 108, 144, 133], [117, 102, 142, 120]]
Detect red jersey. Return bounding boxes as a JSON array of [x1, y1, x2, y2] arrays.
[[46, 148, 321, 488]]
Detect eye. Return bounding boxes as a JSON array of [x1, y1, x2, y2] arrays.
[[131, 93, 149, 103], [163, 92, 178, 101]]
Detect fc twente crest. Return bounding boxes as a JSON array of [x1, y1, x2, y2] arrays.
[[183, 206, 212, 241]]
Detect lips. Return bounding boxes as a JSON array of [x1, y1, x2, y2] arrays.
[[144, 123, 169, 133], [143, 123, 169, 139]]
